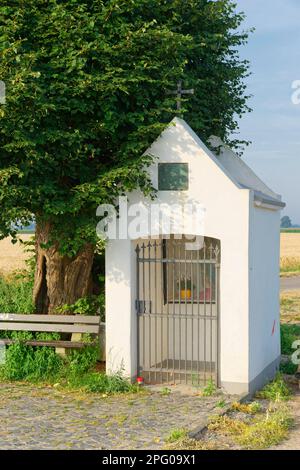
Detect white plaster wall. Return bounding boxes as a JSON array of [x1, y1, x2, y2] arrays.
[[248, 202, 281, 383], [106, 119, 251, 391], [105, 239, 137, 378]]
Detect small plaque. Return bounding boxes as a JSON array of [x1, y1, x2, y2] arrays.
[[158, 163, 189, 191]]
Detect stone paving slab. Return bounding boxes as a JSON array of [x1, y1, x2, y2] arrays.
[[0, 382, 229, 450]]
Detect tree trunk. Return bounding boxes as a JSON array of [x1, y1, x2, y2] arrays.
[[33, 221, 94, 314]]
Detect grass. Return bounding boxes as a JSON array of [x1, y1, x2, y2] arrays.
[[0, 341, 135, 396], [280, 232, 300, 276], [165, 405, 292, 451], [165, 437, 219, 450], [201, 378, 217, 397], [0, 270, 133, 396], [207, 405, 292, 450], [165, 374, 293, 450], [281, 323, 300, 355], [0, 342, 139, 395], [231, 401, 262, 414], [160, 387, 171, 396], [280, 361, 298, 375], [281, 229, 300, 233], [280, 291, 300, 323], [280, 257, 300, 277], [0, 271, 34, 314], [66, 370, 139, 394], [256, 373, 291, 402], [244, 405, 293, 449], [215, 399, 226, 409], [17, 230, 35, 234], [165, 428, 188, 443], [280, 291, 300, 373]]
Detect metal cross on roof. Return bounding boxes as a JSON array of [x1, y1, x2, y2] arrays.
[[167, 80, 194, 111]]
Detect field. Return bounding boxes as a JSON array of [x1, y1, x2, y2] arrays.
[[281, 232, 300, 258], [0, 235, 33, 275], [281, 228, 300, 234], [0, 232, 299, 277], [280, 232, 300, 277]]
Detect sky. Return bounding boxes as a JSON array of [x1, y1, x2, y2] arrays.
[[235, 0, 300, 222]]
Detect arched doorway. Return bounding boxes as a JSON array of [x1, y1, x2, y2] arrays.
[[136, 236, 220, 386]]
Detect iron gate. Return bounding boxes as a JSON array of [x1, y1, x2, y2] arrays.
[[136, 237, 220, 386]]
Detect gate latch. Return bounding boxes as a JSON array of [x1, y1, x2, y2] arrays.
[[136, 300, 152, 314]]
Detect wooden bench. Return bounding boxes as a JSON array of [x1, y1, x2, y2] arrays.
[[0, 314, 103, 357]]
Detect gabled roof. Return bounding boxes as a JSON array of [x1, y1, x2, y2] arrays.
[[208, 135, 285, 209], [163, 118, 285, 209]]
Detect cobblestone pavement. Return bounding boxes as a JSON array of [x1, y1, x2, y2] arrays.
[[0, 382, 228, 450]]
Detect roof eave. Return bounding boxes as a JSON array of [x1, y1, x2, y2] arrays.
[[254, 194, 286, 210]]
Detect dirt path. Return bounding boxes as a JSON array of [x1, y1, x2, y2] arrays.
[[272, 389, 300, 450], [280, 276, 300, 292]]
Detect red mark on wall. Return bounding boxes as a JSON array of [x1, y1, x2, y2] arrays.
[[271, 320, 276, 336]]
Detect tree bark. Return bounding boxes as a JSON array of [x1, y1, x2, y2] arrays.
[[33, 221, 94, 314]]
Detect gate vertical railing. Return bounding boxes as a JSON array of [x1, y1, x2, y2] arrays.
[[136, 237, 220, 386]]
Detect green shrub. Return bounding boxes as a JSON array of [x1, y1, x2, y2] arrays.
[[68, 346, 99, 376], [0, 336, 135, 395], [281, 324, 300, 355], [0, 267, 129, 395], [280, 361, 298, 375], [0, 272, 34, 314], [55, 295, 104, 321], [0, 336, 98, 382], [0, 342, 64, 381]]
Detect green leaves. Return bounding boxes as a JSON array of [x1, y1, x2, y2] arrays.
[[0, 0, 250, 254]]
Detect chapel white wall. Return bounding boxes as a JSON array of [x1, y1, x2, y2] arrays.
[[248, 202, 281, 385], [105, 238, 138, 378], [106, 120, 251, 391]]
